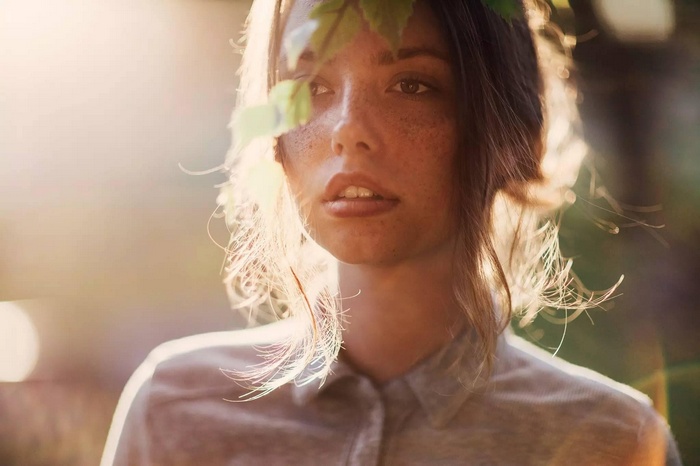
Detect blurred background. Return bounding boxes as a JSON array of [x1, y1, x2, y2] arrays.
[[0, 0, 698, 464]]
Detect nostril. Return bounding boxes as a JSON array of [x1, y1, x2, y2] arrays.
[[331, 119, 375, 155], [331, 140, 343, 156]]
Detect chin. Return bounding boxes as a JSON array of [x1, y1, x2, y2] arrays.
[[317, 236, 398, 267], [326, 246, 384, 266], [333, 245, 412, 268]]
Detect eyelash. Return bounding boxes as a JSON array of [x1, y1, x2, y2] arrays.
[[301, 75, 437, 98], [388, 76, 436, 96]]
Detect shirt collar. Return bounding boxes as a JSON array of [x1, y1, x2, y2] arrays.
[[403, 329, 507, 429], [291, 329, 509, 429], [291, 354, 354, 406]]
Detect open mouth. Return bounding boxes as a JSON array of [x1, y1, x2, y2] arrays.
[[336, 185, 385, 200], [323, 172, 398, 205], [324, 184, 398, 218]]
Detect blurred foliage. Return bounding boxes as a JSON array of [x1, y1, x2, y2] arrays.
[[513, 0, 700, 462]]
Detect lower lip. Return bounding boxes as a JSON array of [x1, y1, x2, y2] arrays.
[[323, 198, 399, 218]]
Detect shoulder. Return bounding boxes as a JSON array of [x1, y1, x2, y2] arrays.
[[501, 332, 652, 407], [482, 333, 681, 465], [141, 318, 299, 402], [100, 319, 300, 466], [146, 317, 299, 369]]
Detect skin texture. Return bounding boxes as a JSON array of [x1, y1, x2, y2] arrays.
[[281, 1, 458, 267], [280, 0, 465, 382]]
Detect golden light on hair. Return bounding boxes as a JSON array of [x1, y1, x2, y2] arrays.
[[247, 158, 285, 214], [0, 302, 40, 382]]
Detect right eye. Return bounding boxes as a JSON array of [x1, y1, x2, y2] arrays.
[[309, 81, 332, 97]]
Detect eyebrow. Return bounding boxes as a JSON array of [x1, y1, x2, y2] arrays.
[[296, 46, 451, 67], [378, 47, 451, 65]]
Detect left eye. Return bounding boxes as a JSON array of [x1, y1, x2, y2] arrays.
[[309, 81, 332, 97], [390, 79, 432, 95]]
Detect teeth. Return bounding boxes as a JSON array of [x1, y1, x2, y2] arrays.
[[357, 187, 374, 198], [342, 186, 358, 198], [339, 186, 375, 199]]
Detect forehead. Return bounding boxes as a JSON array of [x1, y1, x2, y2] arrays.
[[282, 0, 449, 56]]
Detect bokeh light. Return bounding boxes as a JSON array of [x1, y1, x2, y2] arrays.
[[593, 0, 675, 42], [0, 302, 40, 382]]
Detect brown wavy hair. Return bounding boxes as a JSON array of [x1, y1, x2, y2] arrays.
[[220, 0, 617, 396]]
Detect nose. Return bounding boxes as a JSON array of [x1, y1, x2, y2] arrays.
[[330, 88, 381, 157]]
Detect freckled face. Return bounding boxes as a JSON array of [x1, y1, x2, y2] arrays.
[[279, 0, 458, 266]]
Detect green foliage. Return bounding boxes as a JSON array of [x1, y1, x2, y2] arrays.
[[233, 80, 311, 148], [549, 0, 571, 8], [309, 0, 363, 66], [284, 19, 319, 71], [234, 103, 279, 149], [271, 80, 312, 130], [359, 0, 415, 53], [481, 0, 522, 21]]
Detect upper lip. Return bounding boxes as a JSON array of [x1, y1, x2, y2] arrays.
[[323, 172, 398, 201]]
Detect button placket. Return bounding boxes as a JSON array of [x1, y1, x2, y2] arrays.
[[346, 377, 385, 466]]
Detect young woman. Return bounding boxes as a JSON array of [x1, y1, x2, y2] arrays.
[[102, 0, 682, 464]]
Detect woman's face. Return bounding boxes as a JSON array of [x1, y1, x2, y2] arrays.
[[280, 0, 458, 266]]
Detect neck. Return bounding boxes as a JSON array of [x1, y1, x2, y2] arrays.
[[338, 250, 463, 384]]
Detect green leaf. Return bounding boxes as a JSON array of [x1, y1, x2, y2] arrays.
[[309, 0, 362, 65], [269, 80, 312, 130], [290, 83, 312, 127], [549, 0, 571, 8], [481, 0, 522, 21], [233, 103, 281, 149], [359, 0, 415, 54], [234, 80, 312, 148], [246, 158, 285, 212], [284, 19, 319, 71]]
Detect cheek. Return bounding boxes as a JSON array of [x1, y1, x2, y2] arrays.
[[280, 123, 327, 191], [281, 124, 325, 164], [392, 108, 458, 188], [393, 109, 459, 237]]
